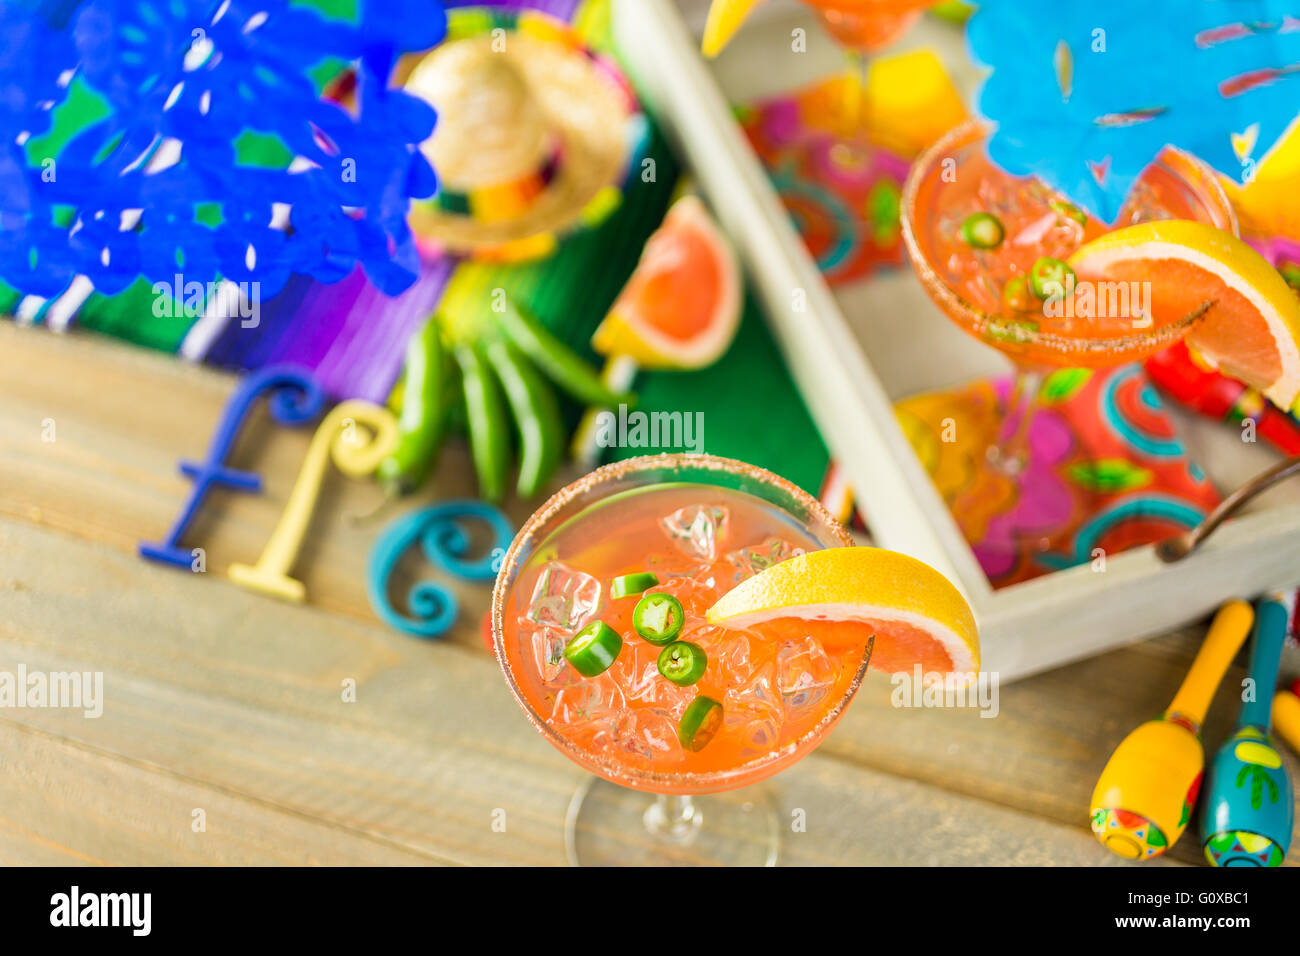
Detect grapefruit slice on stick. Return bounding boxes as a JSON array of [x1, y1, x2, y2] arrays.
[[572, 193, 742, 461], [707, 547, 980, 682], [1068, 220, 1300, 411]]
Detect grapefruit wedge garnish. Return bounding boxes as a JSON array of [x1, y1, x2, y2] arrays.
[[592, 194, 741, 370], [706, 547, 979, 679], [1068, 220, 1300, 410]]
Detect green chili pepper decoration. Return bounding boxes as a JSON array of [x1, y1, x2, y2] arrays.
[[485, 339, 563, 499], [500, 301, 635, 409], [377, 316, 452, 496], [396, 295, 640, 504], [454, 344, 510, 503]]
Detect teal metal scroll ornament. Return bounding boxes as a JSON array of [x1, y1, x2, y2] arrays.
[[366, 502, 514, 637]]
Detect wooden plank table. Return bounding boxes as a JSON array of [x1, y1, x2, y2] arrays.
[[2, 321, 1297, 866]]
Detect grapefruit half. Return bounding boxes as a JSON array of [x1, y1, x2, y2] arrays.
[[592, 194, 741, 370]]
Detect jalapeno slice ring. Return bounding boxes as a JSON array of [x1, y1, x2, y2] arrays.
[[960, 212, 1005, 250], [563, 621, 622, 677], [632, 593, 684, 645], [1030, 256, 1075, 300], [677, 696, 724, 752], [657, 640, 707, 686], [610, 572, 659, 599]]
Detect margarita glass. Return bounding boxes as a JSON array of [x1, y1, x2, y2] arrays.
[[899, 119, 1237, 556], [705, 0, 936, 183], [807, 0, 936, 164], [492, 454, 869, 865]]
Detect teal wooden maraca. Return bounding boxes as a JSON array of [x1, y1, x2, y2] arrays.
[[1200, 594, 1294, 867]]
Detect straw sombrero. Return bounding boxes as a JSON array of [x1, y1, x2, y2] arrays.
[[404, 9, 641, 261]]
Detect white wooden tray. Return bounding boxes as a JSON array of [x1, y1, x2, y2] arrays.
[[612, 0, 1300, 681]]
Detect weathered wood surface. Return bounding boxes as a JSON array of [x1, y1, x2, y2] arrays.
[[1, 323, 1295, 865]]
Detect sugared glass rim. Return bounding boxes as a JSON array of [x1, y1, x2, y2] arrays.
[[899, 119, 1240, 362], [491, 453, 868, 795]]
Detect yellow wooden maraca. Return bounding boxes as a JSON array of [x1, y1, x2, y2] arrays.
[[1273, 680, 1300, 757], [1090, 600, 1254, 860]]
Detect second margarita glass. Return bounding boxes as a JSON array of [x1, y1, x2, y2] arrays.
[[900, 119, 1238, 558]]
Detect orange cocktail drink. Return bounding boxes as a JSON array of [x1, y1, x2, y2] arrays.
[[495, 456, 866, 795]]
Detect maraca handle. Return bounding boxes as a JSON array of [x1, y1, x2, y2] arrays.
[[1274, 691, 1300, 756], [1167, 600, 1254, 727], [1238, 597, 1289, 730]]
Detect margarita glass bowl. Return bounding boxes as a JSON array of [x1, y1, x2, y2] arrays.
[[492, 453, 869, 865], [802, 0, 932, 53], [901, 120, 1238, 369]]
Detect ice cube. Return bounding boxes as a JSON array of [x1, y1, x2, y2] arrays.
[[659, 505, 729, 561], [725, 660, 784, 751], [711, 631, 757, 690], [678, 618, 726, 649], [649, 574, 717, 617], [688, 559, 734, 596], [551, 675, 625, 731], [525, 626, 576, 687], [776, 636, 835, 715], [643, 553, 724, 600], [610, 653, 659, 701], [726, 537, 803, 581], [523, 562, 602, 633], [616, 658, 696, 717], [614, 709, 680, 760]]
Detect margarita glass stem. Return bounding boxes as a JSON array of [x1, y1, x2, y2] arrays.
[[847, 48, 870, 137], [986, 366, 1043, 476], [643, 793, 702, 844]]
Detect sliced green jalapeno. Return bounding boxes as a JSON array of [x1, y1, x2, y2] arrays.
[[960, 212, 1005, 249], [657, 641, 707, 686], [564, 621, 622, 677], [611, 572, 659, 599], [633, 592, 684, 645], [678, 696, 723, 752], [1030, 256, 1075, 300]]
